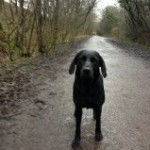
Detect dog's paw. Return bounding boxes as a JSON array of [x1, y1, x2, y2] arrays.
[[95, 133, 103, 141], [72, 139, 80, 149]]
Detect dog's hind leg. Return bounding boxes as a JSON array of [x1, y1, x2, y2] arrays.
[[72, 107, 82, 148]]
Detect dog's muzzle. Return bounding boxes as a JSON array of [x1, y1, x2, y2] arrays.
[[81, 67, 93, 79]]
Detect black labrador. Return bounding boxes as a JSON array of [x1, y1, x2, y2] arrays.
[[69, 50, 107, 148]]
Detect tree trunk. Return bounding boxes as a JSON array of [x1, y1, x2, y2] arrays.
[[36, 0, 45, 54], [52, 0, 60, 49]]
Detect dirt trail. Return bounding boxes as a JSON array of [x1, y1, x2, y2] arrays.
[[0, 36, 150, 150]]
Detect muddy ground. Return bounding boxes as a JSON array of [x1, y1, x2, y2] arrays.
[[0, 36, 150, 150]]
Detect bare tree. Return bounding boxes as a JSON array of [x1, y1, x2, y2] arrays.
[[0, 0, 98, 61], [119, 0, 150, 41]]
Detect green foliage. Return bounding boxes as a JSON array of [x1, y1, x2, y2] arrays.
[[118, 0, 150, 45], [6, 42, 20, 54], [97, 6, 120, 36], [0, 0, 97, 63], [0, 21, 7, 54], [97, 3, 150, 47]]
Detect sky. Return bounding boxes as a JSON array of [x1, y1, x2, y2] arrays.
[[95, 0, 119, 18], [4, 0, 119, 17], [98, 0, 119, 9], [4, 0, 119, 10]]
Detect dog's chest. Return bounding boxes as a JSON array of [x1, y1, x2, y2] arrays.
[[78, 92, 99, 108], [74, 79, 103, 108], [81, 96, 94, 108]]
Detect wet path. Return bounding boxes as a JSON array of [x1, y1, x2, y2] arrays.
[[0, 36, 150, 150]]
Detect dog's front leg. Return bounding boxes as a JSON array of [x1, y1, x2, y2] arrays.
[[72, 107, 82, 148], [94, 106, 103, 141]]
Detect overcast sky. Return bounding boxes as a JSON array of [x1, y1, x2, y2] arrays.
[[98, 0, 119, 9], [5, 0, 119, 10], [4, 0, 119, 17], [95, 0, 119, 18], [96, 0, 119, 12]]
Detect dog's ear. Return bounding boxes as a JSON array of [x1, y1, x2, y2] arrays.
[[97, 53, 107, 78], [69, 50, 84, 74]]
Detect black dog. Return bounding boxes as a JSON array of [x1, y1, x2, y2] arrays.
[[69, 50, 107, 148]]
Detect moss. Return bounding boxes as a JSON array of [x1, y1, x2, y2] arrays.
[[0, 31, 6, 42], [0, 56, 33, 71]]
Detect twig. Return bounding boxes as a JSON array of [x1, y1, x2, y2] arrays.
[[0, 111, 22, 120]]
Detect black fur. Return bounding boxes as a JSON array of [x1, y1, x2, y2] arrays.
[[69, 50, 107, 148]]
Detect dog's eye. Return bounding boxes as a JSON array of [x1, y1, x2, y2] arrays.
[[82, 56, 86, 61], [91, 57, 96, 62]]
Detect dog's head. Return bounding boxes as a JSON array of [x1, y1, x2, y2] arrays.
[[69, 50, 107, 80]]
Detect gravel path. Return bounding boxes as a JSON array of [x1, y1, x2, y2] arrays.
[[0, 36, 150, 150]]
